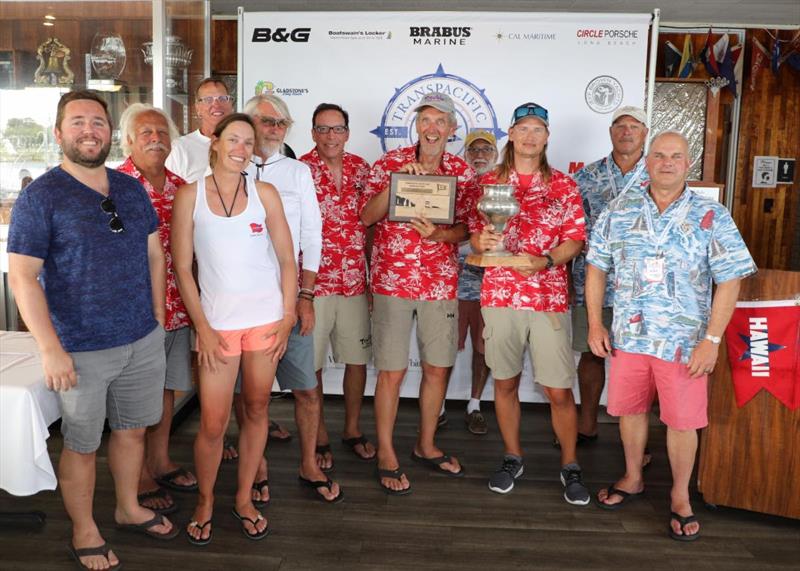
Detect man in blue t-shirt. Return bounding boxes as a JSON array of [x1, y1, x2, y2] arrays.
[[8, 90, 178, 569]]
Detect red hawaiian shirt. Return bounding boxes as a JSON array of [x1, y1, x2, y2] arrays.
[[300, 148, 371, 297], [362, 145, 479, 301], [468, 169, 586, 313], [117, 157, 190, 331]]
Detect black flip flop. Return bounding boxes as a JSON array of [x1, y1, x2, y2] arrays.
[[232, 508, 269, 541], [186, 519, 212, 546], [116, 513, 180, 541], [155, 467, 198, 492], [669, 512, 700, 542], [596, 485, 645, 511], [315, 443, 335, 473], [252, 478, 270, 508], [377, 467, 412, 496], [269, 420, 292, 443], [68, 542, 122, 571], [137, 487, 178, 515], [298, 475, 344, 504], [342, 435, 376, 461], [410, 452, 465, 478]]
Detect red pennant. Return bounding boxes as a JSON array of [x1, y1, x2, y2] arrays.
[[725, 303, 800, 410]]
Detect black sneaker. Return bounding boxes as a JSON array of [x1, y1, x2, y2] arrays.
[[560, 463, 590, 506], [488, 456, 524, 494]]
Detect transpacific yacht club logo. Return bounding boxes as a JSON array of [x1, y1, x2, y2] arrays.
[[371, 64, 504, 155]]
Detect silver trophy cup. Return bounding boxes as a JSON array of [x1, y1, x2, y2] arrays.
[[476, 184, 520, 256]]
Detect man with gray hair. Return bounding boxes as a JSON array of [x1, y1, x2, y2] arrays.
[[117, 103, 197, 515], [361, 92, 479, 494]]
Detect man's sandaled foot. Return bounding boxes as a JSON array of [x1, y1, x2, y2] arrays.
[[669, 512, 700, 542], [596, 484, 644, 510], [298, 475, 344, 504], [342, 435, 376, 461], [221, 438, 238, 463], [232, 508, 269, 540], [155, 467, 198, 492], [186, 519, 212, 546], [377, 467, 412, 496], [137, 487, 177, 515], [315, 443, 335, 472], [68, 542, 121, 571], [269, 420, 292, 442], [252, 479, 270, 508], [410, 452, 465, 478], [116, 513, 179, 541]]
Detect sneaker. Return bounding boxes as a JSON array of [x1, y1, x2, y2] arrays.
[[488, 456, 524, 494], [465, 411, 488, 435], [560, 463, 590, 506]]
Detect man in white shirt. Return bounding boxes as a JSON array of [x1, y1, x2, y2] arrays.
[[165, 78, 233, 183]]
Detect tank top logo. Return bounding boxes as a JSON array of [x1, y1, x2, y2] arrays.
[[249, 222, 264, 235]]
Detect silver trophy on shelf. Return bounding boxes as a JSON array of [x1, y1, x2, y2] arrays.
[[141, 35, 193, 93]]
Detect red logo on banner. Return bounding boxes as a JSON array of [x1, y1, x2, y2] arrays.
[[724, 303, 800, 410]]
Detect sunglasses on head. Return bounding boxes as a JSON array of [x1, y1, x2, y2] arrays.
[[512, 103, 549, 124], [100, 196, 124, 234]]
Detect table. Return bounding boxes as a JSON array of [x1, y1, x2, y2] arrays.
[[0, 331, 61, 497]]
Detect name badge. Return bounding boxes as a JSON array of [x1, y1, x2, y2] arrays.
[[643, 256, 665, 283]]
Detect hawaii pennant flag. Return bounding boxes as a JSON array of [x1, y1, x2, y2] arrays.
[[725, 300, 800, 410]]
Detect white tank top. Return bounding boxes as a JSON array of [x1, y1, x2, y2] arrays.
[[193, 174, 284, 330]]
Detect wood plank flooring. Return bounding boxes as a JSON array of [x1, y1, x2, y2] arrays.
[[1, 397, 798, 570]]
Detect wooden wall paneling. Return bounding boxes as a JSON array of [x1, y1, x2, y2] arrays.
[[211, 19, 237, 75]]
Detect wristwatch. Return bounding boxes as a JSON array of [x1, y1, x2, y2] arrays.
[[544, 254, 555, 269], [704, 334, 722, 344]]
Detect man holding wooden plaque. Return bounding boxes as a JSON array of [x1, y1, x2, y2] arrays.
[[360, 92, 478, 495]]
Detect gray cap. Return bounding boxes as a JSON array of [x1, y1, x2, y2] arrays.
[[611, 106, 647, 126], [413, 92, 456, 115]]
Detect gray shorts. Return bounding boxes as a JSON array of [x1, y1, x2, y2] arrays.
[[234, 322, 317, 393], [571, 305, 613, 353], [313, 294, 372, 371], [164, 326, 192, 391], [60, 325, 166, 453]]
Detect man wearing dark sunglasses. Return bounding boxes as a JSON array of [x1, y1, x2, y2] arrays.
[[166, 77, 234, 183], [8, 90, 177, 570]]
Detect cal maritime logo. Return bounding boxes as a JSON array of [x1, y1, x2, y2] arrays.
[[371, 64, 504, 155], [584, 75, 623, 114]]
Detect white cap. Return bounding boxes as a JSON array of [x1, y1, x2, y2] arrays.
[[611, 106, 647, 126]]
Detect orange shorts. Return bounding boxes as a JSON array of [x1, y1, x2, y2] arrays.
[[198, 322, 279, 357]]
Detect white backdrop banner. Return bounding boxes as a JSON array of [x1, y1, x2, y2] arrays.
[[240, 11, 651, 403]]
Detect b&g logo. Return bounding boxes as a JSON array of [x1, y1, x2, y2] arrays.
[[252, 28, 311, 43]]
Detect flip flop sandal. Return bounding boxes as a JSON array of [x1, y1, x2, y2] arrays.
[[298, 475, 344, 504], [116, 513, 180, 541], [269, 420, 292, 443], [376, 467, 412, 496], [186, 519, 212, 546], [669, 512, 701, 542], [252, 478, 270, 508], [221, 437, 238, 463], [596, 485, 645, 511], [232, 508, 270, 541], [155, 467, 198, 492], [137, 488, 178, 515], [410, 452, 466, 478], [342, 435, 377, 461], [67, 542, 122, 571], [315, 443, 335, 473]]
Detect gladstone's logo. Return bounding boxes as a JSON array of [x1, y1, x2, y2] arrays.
[[371, 64, 504, 154], [252, 28, 311, 43], [254, 80, 308, 97], [409, 26, 471, 46], [584, 75, 623, 114]]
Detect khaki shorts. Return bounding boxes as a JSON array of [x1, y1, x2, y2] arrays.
[[372, 294, 457, 371], [313, 294, 372, 371], [571, 305, 613, 353], [482, 306, 575, 389]]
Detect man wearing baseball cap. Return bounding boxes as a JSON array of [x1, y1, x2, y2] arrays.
[[361, 92, 479, 494], [569, 106, 649, 453]]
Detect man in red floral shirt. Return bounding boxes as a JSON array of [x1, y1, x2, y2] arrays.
[[361, 93, 478, 494], [300, 103, 376, 467], [118, 104, 197, 514], [470, 102, 590, 505]]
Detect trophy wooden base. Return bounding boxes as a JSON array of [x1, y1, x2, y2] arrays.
[[465, 253, 530, 267]]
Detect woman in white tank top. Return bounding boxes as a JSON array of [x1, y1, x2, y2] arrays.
[[172, 114, 297, 543]]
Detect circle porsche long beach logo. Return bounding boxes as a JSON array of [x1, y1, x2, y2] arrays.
[[370, 64, 503, 155]]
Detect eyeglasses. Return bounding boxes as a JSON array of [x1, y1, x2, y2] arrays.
[[257, 116, 291, 129], [512, 103, 549, 125], [100, 196, 124, 234], [313, 125, 348, 135], [196, 95, 233, 105], [467, 145, 495, 155]]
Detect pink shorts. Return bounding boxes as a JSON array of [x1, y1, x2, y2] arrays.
[[608, 350, 708, 430], [198, 322, 279, 357]]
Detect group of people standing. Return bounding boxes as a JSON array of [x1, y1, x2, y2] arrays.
[[7, 76, 756, 570]]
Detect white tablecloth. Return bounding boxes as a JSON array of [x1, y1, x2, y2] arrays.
[[0, 331, 61, 496]]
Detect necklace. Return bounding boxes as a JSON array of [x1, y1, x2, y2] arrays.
[[211, 172, 243, 217]]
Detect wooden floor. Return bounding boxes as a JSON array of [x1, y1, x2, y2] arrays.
[[1, 397, 798, 570]]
